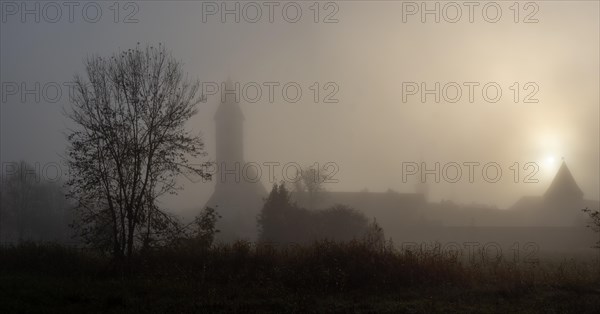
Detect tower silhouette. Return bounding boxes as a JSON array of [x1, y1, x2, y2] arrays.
[[205, 79, 267, 242], [215, 79, 244, 165]]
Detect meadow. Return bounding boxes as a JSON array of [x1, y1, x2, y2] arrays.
[[1, 241, 599, 313]]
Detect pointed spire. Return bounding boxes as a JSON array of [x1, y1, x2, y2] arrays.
[[544, 160, 583, 201]]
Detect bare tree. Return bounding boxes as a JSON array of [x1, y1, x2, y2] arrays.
[[582, 207, 600, 248], [292, 164, 328, 210], [64, 44, 210, 258], [582, 207, 600, 276], [0, 161, 37, 243], [363, 218, 386, 251]]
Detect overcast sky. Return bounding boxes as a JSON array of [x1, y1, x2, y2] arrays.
[[1, 1, 598, 212]]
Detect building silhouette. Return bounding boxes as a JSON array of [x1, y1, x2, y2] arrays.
[[204, 83, 598, 251], [204, 79, 267, 242], [544, 160, 584, 205]]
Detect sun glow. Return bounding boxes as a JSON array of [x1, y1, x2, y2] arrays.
[[533, 131, 564, 178], [544, 155, 557, 167]]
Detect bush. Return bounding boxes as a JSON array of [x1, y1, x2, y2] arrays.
[[258, 184, 370, 244]]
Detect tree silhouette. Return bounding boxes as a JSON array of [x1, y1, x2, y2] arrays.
[[292, 164, 328, 210], [1, 161, 36, 243], [258, 184, 371, 244], [257, 183, 298, 242], [0, 161, 71, 243], [64, 44, 210, 259], [582, 207, 600, 249]]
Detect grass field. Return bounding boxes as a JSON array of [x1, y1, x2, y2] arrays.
[[1, 242, 599, 313]]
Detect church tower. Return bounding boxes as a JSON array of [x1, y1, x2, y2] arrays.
[[205, 79, 267, 242], [215, 79, 244, 166]]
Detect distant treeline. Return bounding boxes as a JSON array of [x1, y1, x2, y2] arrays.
[[0, 161, 73, 243]]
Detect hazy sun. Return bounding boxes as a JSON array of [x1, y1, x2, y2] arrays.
[[544, 155, 557, 167], [534, 131, 563, 176]]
